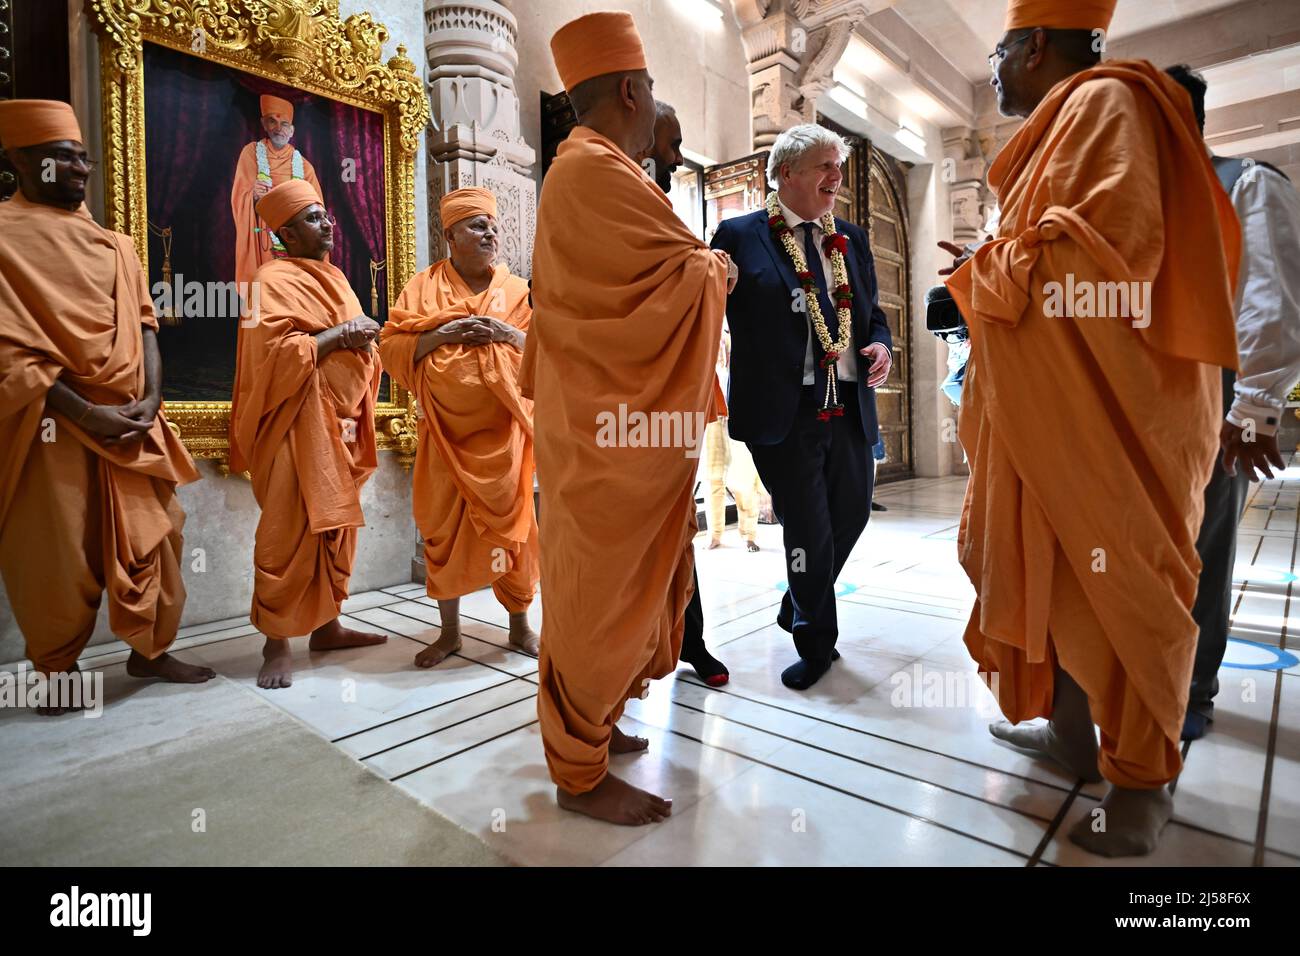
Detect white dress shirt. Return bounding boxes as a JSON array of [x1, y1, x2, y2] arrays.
[[1222, 161, 1300, 436], [776, 196, 859, 384]]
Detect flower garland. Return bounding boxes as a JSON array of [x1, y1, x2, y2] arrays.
[[765, 192, 854, 420]]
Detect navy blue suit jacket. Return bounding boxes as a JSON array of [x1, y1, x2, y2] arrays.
[[710, 209, 893, 445]]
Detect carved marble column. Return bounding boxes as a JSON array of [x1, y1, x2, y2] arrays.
[[424, 0, 536, 276], [735, 0, 873, 150], [941, 127, 993, 244]]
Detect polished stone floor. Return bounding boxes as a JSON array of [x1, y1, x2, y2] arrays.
[[6, 471, 1298, 866]]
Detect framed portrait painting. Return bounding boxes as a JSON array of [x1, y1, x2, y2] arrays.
[[87, 0, 430, 461]]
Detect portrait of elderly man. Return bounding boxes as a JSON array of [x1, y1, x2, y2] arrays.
[[711, 123, 893, 692], [230, 94, 323, 292]]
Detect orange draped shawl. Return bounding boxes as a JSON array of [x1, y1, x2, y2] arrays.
[[0, 194, 198, 647], [524, 126, 727, 792], [230, 257, 380, 636], [379, 260, 537, 603], [946, 61, 1241, 787]]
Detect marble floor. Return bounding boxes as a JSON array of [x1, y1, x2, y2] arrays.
[[14, 470, 1300, 866]]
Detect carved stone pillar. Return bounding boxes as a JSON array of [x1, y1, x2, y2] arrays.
[[735, 0, 873, 150], [737, 1, 807, 148], [941, 127, 993, 244], [424, 0, 537, 276]]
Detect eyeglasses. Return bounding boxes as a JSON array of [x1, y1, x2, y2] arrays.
[[299, 211, 336, 227], [31, 148, 98, 171], [988, 32, 1033, 70]]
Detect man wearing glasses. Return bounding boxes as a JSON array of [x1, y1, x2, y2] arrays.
[[0, 99, 216, 710], [230, 179, 388, 690], [943, 0, 1241, 857]]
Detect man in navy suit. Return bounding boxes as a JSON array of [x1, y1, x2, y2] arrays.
[[711, 124, 892, 690]]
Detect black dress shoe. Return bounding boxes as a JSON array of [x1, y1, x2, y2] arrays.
[[781, 649, 840, 691], [1181, 710, 1211, 741]]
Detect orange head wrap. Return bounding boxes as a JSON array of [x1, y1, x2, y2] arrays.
[[0, 99, 83, 151], [550, 11, 647, 92], [440, 187, 498, 231], [260, 94, 294, 124], [1005, 0, 1117, 31], [258, 179, 322, 233]]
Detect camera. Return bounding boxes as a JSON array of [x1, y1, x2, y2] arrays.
[[925, 284, 967, 342]]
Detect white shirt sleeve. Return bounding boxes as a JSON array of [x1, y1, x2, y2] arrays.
[[1226, 164, 1300, 437]]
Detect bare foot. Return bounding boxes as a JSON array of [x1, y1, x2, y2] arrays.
[[415, 628, 462, 668], [989, 719, 1102, 783], [556, 773, 672, 825], [1068, 785, 1173, 857], [35, 665, 84, 716], [507, 611, 540, 657], [707, 537, 722, 550], [126, 650, 216, 683], [258, 638, 293, 690], [745, 539, 760, 552], [611, 724, 649, 754], [308, 617, 388, 651]]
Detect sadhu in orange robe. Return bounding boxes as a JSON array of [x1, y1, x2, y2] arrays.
[[230, 256, 381, 639], [0, 194, 200, 672], [379, 259, 538, 609], [946, 60, 1241, 788], [229, 96, 322, 292], [525, 125, 728, 794]]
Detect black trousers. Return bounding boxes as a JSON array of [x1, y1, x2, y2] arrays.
[[1188, 437, 1252, 719], [748, 384, 873, 664], [682, 563, 705, 659]]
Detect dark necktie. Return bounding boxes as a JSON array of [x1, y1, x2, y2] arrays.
[[803, 222, 838, 396]]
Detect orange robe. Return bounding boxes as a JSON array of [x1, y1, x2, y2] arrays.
[[230, 140, 322, 291], [946, 61, 1241, 789], [379, 261, 538, 609], [524, 127, 727, 794], [230, 257, 381, 639], [0, 195, 199, 672]]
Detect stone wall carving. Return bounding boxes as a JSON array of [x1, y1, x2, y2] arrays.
[[424, 0, 536, 275], [735, 0, 874, 149], [941, 126, 994, 245]]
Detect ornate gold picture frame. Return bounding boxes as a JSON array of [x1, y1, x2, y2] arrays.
[[87, 0, 429, 461]]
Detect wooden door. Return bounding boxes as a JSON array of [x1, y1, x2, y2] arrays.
[[866, 147, 913, 480], [817, 118, 914, 479]]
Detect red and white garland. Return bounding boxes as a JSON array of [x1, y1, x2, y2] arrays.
[[765, 193, 853, 420]]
